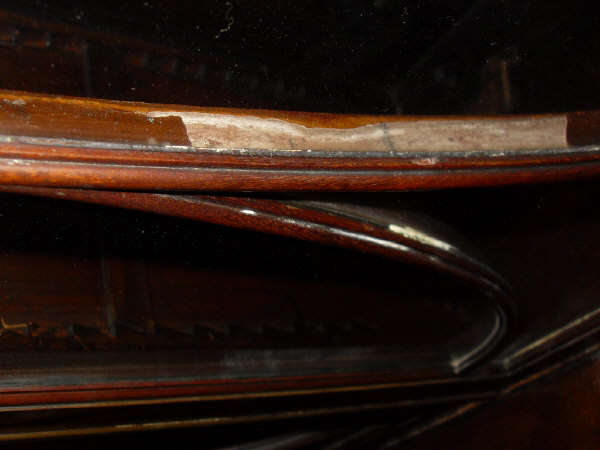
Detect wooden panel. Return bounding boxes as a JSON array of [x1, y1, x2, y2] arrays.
[[399, 356, 600, 449]]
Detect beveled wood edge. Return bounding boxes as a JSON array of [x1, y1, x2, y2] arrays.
[[1, 149, 600, 191]]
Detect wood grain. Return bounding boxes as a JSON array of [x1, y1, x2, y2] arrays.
[[0, 90, 599, 191]]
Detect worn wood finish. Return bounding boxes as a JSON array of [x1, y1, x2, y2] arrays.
[[0, 90, 600, 191], [0, 2, 599, 446]]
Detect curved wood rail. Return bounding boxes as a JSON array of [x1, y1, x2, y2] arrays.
[[0, 185, 516, 373], [0, 91, 599, 191]]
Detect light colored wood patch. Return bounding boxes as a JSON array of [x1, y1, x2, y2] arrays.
[[149, 111, 567, 152]]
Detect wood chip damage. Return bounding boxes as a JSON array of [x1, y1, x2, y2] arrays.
[[150, 111, 568, 152]]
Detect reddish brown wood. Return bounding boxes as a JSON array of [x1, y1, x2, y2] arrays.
[[0, 185, 515, 305], [0, 90, 599, 191], [0, 2, 598, 445], [567, 110, 600, 146], [398, 355, 600, 449], [0, 183, 530, 439], [102, 258, 155, 335]]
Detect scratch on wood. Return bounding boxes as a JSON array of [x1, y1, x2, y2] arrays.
[[72, 333, 91, 352], [380, 122, 396, 151]]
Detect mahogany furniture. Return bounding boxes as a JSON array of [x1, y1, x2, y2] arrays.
[[0, 1, 599, 448]]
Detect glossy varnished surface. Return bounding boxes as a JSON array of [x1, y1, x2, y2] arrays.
[[0, 180, 599, 441], [0, 1, 599, 444], [0, 188, 512, 406]]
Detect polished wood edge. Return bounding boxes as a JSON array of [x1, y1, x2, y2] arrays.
[[1, 337, 598, 442], [0, 185, 515, 371], [1, 151, 600, 191]]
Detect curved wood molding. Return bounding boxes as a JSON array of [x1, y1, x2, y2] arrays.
[[0, 185, 515, 374], [0, 90, 599, 191]]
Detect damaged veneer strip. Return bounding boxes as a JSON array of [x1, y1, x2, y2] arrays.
[[0, 90, 599, 190]]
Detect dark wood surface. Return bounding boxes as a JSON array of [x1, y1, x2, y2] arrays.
[[0, 180, 599, 445], [398, 355, 600, 450], [0, 1, 598, 447]]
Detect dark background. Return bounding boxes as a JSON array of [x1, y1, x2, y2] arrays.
[[1, 0, 599, 114]]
